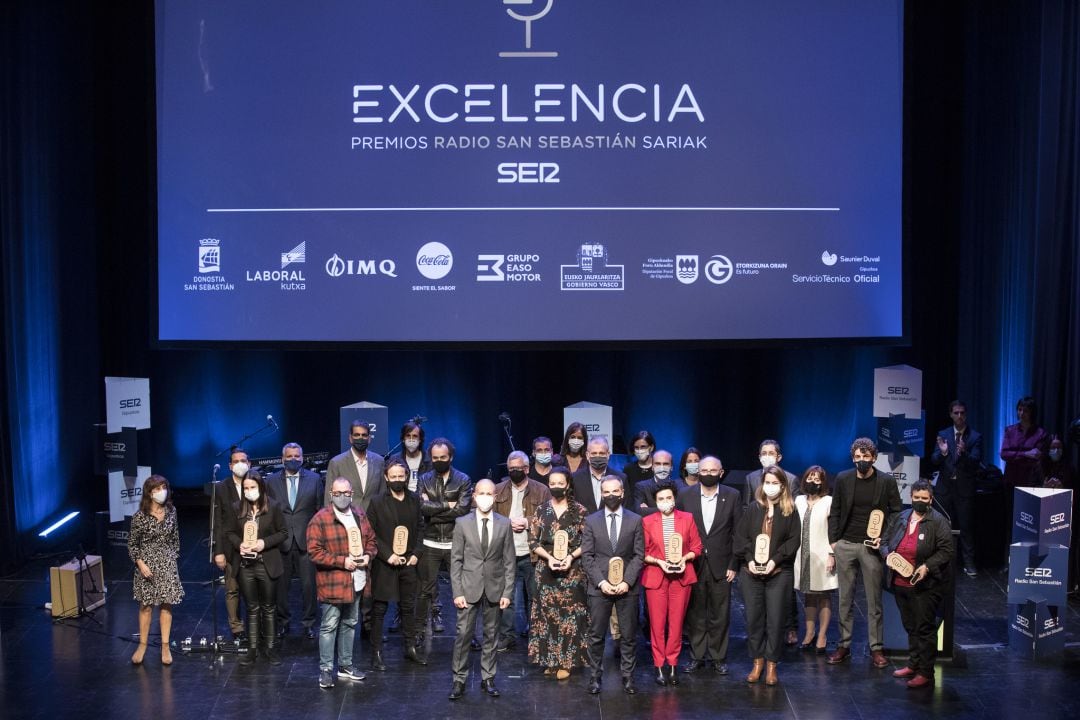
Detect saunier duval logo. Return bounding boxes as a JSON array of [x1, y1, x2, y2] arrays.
[[560, 243, 624, 291], [281, 241, 306, 269], [199, 238, 220, 273], [247, 243, 308, 291], [500, 0, 558, 59]]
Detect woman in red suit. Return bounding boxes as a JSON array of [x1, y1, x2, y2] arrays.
[[641, 479, 703, 686]]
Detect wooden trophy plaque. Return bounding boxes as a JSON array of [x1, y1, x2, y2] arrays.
[[392, 526, 409, 556], [347, 527, 364, 558], [666, 532, 684, 565], [607, 557, 624, 586], [753, 534, 770, 572], [552, 530, 569, 561], [886, 552, 915, 578], [242, 520, 258, 546], [865, 509, 885, 546]]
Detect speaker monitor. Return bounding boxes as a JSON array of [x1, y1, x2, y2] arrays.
[[49, 554, 106, 618]]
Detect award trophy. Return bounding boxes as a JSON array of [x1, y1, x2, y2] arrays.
[[392, 526, 409, 556], [347, 527, 364, 558], [666, 533, 684, 568], [607, 557, 624, 586], [886, 552, 915, 578], [241, 520, 258, 559], [552, 529, 569, 562], [864, 509, 885, 547], [752, 534, 770, 573]]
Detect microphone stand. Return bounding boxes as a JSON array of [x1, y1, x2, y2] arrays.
[[500, 415, 516, 453], [214, 417, 276, 457]]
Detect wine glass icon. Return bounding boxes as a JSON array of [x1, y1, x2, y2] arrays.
[[500, 0, 558, 58]]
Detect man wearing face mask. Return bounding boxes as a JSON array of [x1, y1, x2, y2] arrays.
[[494, 450, 552, 650], [930, 400, 983, 576], [528, 436, 561, 485], [677, 456, 742, 675], [581, 477, 645, 695], [635, 450, 687, 517], [308, 478, 377, 689], [572, 437, 626, 514], [326, 421, 385, 513], [448, 479, 517, 700], [265, 443, 324, 640], [388, 421, 432, 493], [743, 440, 800, 508], [214, 447, 252, 641], [416, 438, 472, 653], [827, 438, 902, 668]]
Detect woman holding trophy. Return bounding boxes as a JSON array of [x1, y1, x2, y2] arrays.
[[734, 465, 801, 686]]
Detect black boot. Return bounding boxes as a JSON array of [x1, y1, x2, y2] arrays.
[[263, 605, 281, 665], [371, 650, 386, 672], [240, 613, 259, 665]]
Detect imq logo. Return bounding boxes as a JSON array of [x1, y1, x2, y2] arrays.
[[325, 254, 398, 278], [119, 398, 142, 409], [500, 0, 558, 59], [1024, 567, 1053, 578], [887, 387, 910, 395]]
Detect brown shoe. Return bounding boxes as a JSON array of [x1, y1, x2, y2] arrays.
[[827, 646, 850, 664], [893, 666, 915, 678], [906, 674, 934, 689], [870, 650, 889, 669], [764, 661, 778, 686], [746, 658, 765, 683]]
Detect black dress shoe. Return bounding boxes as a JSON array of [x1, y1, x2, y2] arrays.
[[277, 623, 290, 639], [715, 662, 729, 675], [432, 612, 446, 634], [404, 645, 427, 666], [622, 677, 637, 695], [470, 638, 482, 651], [654, 667, 668, 686], [305, 627, 317, 640], [371, 651, 386, 672], [588, 677, 602, 694], [449, 681, 465, 700], [666, 666, 680, 686], [682, 659, 703, 674], [481, 678, 500, 697]]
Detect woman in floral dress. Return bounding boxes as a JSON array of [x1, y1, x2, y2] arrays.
[[128, 474, 184, 665]]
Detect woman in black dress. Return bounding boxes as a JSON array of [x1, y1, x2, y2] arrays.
[[128, 474, 184, 665]]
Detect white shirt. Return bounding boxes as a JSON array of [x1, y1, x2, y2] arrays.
[[476, 510, 495, 546], [509, 483, 530, 556], [333, 506, 367, 591], [700, 487, 718, 535], [352, 449, 368, 494], [405, 454, 421, 491], [606, 506, 624, 545], [590, 472, 604, 507]]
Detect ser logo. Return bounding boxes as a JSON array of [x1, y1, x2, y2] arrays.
[[1044, 617, 1060, 630], [1020, 511, 1034, 525], [1024, 567, 1052, 578], [1050, 512, 1065, 525], [887, 387, 910, 395], [104, 442, 126, 453], [497, 162, 560, 183], [1015, 614, 1030, 629], [583, 424, 601, 432], [119, 398, 142, 409], [120, 488, 142, 500]]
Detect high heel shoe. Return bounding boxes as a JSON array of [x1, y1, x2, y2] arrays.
[[131, 644, 147, 665], [161, 645, 173, 666]]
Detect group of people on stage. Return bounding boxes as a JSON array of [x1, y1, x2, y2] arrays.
[[124, 399, 1071, 694]]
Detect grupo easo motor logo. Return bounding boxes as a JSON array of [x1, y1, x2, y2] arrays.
[[325, 254, 398, 278], [416, 242, 454, 280], [477, 254, 541, 282], [704, 254, 733, 284]]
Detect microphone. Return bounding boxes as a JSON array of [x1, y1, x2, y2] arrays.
[[931, 496, 952, 524], [410, 414, 429, 425], [267, 414, 279, 430], [498, 412, 511, 423]]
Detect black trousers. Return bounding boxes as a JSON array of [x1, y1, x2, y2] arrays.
[[937, 490, 975, 568], [740, 566, 793, 663], [371, 566, 419, 651], [275, 544, 318, 629], [893, 585, 942, 677], [587, 591, 639, 678], [685, 561, 732, 662], [416, 545, 450, 633], [237, 560, 276, 648]]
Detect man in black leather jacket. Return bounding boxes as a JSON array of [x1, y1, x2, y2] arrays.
[[416, 437, 472, 656]]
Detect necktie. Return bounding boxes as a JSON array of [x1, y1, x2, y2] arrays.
[[609, 513, 618, 550], [288, 476, 297, 509], [481, 518, 489, 554]]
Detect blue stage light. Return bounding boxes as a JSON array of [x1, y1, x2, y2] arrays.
[[38, 511, 80, 538]]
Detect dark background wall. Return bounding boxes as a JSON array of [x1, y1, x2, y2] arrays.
[[2, 1, 1077, 572]]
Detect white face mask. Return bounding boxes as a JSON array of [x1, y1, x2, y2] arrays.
[[567, 438, 585, 452], [634, 448, 651, 462], [685, 462, 699, 475], [762, 483, 781, 499], [657, 500, 675, 514], [151, 489, 168, 505], [653, 467, 672, 481], [244, 488, 260, 502], [534, 451, 552, 465], [404, 439, 420, 452], [475, 495, 494, 513], [759, 455, 777, 470], [232, 462, 250, 478]]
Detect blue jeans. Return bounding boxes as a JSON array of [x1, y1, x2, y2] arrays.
[[500, 555, 536, 642], [319, 597, 360, 671]]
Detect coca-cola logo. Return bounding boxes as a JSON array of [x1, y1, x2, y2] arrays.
[[416, 242, 454, 279]]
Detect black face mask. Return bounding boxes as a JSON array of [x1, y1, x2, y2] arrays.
[[432, 460, 451, 475], [351, 438, 370, 453], [805, 482, 822, 496], [854, 460, 873, 475], [698, 474, 720, 487], [549, 487, 567, 500], [387, 481, 407, 494], [911, 500, 930, 514], [602, 495, 623, 511], [589, 456, 608, 470], [508, 468, 527, 484]]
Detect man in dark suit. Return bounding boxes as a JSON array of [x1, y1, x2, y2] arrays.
[[572, 436, 626, 514], [635, 450, 686, 516], [930, 400, 982, 576], [676, 455, 741, 675], [265, 442, 324, 639], [581, 477, 645, 695], [212, 447, 250, 640], [325, 421, 385, 512], [448, 479, 516, 700]]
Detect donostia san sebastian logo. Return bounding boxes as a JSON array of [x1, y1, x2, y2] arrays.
[[500, 0, 557, 58]]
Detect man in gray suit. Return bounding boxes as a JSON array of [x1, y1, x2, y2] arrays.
[[581, 476, 645, 695], [325, 421, 385, 512], [448, 479, 516, 700]]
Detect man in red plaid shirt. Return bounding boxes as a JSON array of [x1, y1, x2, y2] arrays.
[[308, 477, 377, 689]]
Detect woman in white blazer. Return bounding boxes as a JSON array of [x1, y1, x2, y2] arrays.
[[793, 466, 838, 652]]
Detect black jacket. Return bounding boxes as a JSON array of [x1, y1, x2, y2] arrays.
[[881, 507, 954, 590], [224, 499, 289, 579], [367, 489, 423, 602], [418, 468, 472, 544], [733, 501, 801, 570], [828, 468, 903, 545], [571, 465, 627, 514], [676, 484, 742, 576]]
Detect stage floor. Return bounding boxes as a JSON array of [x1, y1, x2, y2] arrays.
[[2, 513, 1078, 720]]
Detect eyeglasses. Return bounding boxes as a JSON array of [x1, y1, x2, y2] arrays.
[[699, 469, 724, 476], [330, 491, 354, 498]]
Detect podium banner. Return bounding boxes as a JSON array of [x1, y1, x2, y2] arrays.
[[1007, 542, 1069, 607], [339, 401, 389, 455], [105, 377, 151, 433], [872, 365, 922, 419], [1013, 487, 1072, 553], [108, 466, 152, 523], [1009, 598, 1065, 660], [563, 401, 613, 449]]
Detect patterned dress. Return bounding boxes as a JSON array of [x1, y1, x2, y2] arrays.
[[527, 500, 590, 670], [128, 507, 185, 606]]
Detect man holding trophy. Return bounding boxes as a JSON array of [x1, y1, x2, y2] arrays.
[[827, 438, 902, 669]]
